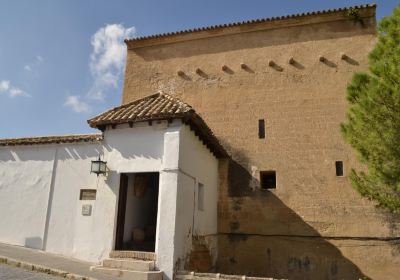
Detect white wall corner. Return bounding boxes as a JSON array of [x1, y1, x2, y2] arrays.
[[156, 170, 179, 280], [162, 129, 181, 170]]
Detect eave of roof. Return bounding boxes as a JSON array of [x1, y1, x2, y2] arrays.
[[125, 3, 376, 49], [0, 134, 103, 147], [87, 92, 228, 158]]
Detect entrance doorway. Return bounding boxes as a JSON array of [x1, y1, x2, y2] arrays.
[[115, 172, 159, 252]]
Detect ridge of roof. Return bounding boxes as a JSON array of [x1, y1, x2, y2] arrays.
[[87, 92, 228, 158], [125, 3, 376, 46], [0, 133, 103, 147]]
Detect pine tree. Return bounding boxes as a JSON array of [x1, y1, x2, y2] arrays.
[[341, 6, 400, 212]]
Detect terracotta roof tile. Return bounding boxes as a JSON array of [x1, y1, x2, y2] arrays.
[[88, 92, 193, 127], [125, 4, 376, 43], [0, 134, 103, 147], [88, 92, 228, 158]]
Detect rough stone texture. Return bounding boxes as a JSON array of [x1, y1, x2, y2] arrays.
[[121, 6, 400, 280], [109, 250, 156, 261], [102, 258, 155, 271], [90, 266, 162, 280], [175, 271, 280, 280], [185, 237, 213, 272]]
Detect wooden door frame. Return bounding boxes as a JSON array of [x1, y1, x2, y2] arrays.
[[115, 173, 128, 250]]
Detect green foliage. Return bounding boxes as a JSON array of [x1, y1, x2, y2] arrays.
[[346, 8, 363, 25], [341, 5, 400, 212]]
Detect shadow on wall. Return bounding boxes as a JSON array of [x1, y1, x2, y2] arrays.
[[217, 159, 370, 280], [104, 170, 121, 197], [0, 149, 54, 162], [60, 147, 101, 161], [25, 237, 43, 250], [0, 146, 101, 163], [102, 137, 162, 162], [0, 150, 14, 162]]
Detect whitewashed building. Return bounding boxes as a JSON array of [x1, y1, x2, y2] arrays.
[[0, 93, 227, 280]]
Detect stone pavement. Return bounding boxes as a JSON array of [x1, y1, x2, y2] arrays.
[[0, 242, 121, 280], [0, 263, 62, 280]]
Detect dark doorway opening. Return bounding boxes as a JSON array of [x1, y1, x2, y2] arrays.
[[115, 172, 159, 252]]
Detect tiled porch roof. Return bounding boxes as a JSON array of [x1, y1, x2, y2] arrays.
[[87, 92, 228, 158], [0, 134, 103, 147], [88, 92, 192, 127]]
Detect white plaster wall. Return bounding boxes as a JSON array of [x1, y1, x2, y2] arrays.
[[156, 128, 181, 280], [156, 123, 219, 277], [156, 170, 179, 280], [0, 121, 219, 279], [178, 125, 219, 263], [103, 124, 165, 173], [46, 125, 171, 262], [0, 142, 115, 262], [179, 125, 219, 234], [174, 172, 196, 265], [0, 124, 172, 263], [0, 146, 55, 249], [44, 143, 115, 262]]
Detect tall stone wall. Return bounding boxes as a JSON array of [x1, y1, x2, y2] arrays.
[[122, 6, 400, 280]]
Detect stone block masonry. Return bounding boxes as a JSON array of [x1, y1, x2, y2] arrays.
[[121, 4, 400, 280]]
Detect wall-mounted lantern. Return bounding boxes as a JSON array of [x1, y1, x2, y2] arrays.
[[91, 157, 107, 176]]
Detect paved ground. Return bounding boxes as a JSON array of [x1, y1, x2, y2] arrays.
[[0, 263, 62, 280], [0, 242, 121, 280]]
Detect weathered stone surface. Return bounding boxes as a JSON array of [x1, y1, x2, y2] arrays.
[[102, 258, 155, 271], [109, 250, 156, 261], [185, 237, 213, 272], [176, 271, 279, 280], [121, 5, 400, 280], [90, 266, 162, 280]]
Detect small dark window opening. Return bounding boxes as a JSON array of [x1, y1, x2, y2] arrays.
[[258, 119, 265, 139], [198, 183, 204, 211], [260, 171, 276, 189], [335, 161, 344, 176]]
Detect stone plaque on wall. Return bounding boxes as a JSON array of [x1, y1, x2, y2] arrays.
[[82, 204, 92, 216], [79, 189, 96, 200]]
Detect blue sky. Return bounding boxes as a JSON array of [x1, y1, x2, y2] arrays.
[[0, 0, 398, 138]]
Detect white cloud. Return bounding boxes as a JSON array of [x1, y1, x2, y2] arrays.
[[63, 24, 135, 113], [36, 55, 44, 63], [64, 95, 91, 113], [0, 80, 10, 92], [9, 87, 30, 97], [87, 24, 135, 101], [0, 80, 30, 98], [24, 55, 43, 71]]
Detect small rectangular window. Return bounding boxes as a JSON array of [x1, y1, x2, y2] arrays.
[[335, 161, 344, 176], [198, 183, 204, 211], [79, 189, 97, 200], [258, 119, 265, 139], [260, 171, 276, 189]]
